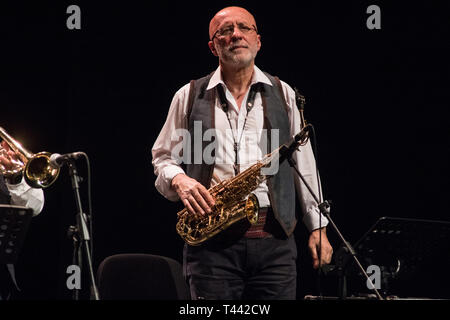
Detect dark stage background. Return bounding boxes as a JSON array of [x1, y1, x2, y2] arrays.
[[1, 1, 449, 300]]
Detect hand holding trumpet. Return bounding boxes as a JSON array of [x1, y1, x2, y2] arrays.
[[0, 140, 24, 175], [0, 127, 59, 188]]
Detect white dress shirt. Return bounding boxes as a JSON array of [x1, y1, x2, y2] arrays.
[[6, 177, 44, 216], [152, 65, 328, 231]]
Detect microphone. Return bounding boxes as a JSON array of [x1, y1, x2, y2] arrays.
[[279, 125, 311, 161], [50, 152, 84, 167]]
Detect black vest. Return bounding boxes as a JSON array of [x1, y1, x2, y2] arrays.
[[183, 71, 297, 236], [0, 175, 11, 205]]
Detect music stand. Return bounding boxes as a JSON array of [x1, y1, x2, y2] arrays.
[[344, 216, 450, 298], [0, 204, 33, 264]]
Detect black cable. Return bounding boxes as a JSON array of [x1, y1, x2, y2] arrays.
[[80, 152, 94, 262], [309, 124, 324, 298], [81, 152, 99, 299], [293, 88, 325, 298]]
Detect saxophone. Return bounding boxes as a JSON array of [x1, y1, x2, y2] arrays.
[[176, 150, 277, 246], [176, 90, 310, 246], [176, 128, 311, 246]]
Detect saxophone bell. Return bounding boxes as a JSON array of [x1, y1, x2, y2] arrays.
[[245, 193, 259, 225]]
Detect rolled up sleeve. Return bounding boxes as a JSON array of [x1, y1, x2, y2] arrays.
[[281, 80, 329, 232], [151, 83, 190, 202]]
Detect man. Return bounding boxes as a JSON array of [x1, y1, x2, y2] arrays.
[[152, 6, 333, 299], [0, 140, 45, 300], [0, 141, 44, 215]]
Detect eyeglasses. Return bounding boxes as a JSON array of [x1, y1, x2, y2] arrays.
[[211, 23, 258, 41]]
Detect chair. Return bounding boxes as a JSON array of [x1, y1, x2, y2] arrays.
[[97, 253, 190, 300]]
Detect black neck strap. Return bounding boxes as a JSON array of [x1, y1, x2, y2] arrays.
[[216, 83, 259, 114], [216, 83, 260, 175]]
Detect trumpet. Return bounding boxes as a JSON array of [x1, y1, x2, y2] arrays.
[[0, 126, 60, 188]]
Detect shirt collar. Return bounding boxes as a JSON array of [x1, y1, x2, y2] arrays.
[[206, 65, 273, 91]]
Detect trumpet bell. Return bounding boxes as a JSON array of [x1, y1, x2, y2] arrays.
[[0, 126, 60, 189], [24, 152, 60, 188]]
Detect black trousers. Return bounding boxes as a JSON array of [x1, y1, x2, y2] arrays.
[[183, 230, 297, 300]]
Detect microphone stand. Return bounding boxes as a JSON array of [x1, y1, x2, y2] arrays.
[[68, 224, 80, 300], [279, 130, 384, 300], [66, 159, 100, 300]]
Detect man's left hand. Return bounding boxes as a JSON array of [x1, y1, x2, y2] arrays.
[[308, 227, 333, 269]]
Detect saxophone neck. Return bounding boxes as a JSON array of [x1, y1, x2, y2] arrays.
[[260, 147, 282, 168]]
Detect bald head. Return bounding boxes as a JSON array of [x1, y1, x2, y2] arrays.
[[209, 7, 257, 40]]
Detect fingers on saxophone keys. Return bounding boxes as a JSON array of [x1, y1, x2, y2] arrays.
[[198, 185, 215, 208], [193, 190, 212, 214], [183, 199, 196, 216], [187, 195, 206, 216]]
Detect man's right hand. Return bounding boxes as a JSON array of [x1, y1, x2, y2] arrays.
[[0, 140, 23, 174], [171, 174, 215, 216]]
